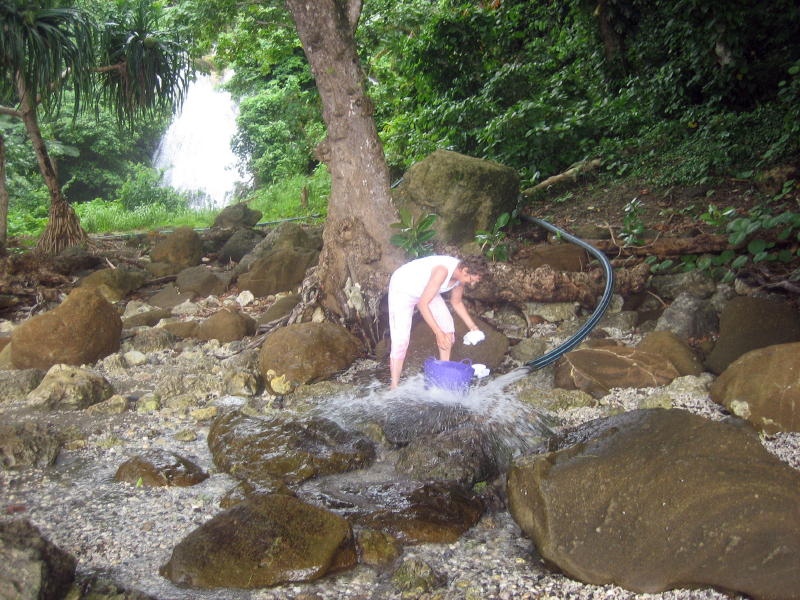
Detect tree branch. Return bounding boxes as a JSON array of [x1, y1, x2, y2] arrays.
[[0, 105, 23, 118]]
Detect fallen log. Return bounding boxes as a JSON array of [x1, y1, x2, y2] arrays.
[[470, 262, 650, 307], [522, 159, 603, 198]]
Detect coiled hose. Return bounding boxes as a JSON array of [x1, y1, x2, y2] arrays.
[[518, 215, 615, 371]]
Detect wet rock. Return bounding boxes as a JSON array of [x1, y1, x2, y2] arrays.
[[0, 369, 45, 403], [395, 426, 499, 487], [86, 394, 129, 415], [0, 519, 76, 600], [705, 296, 800, 374], [380, 401, 474, 446], [27, 364, 113, 410], [258, 321, 362, 394], [208, 410, 375, 486], [654, 292, 718, 342], [160, 494, 356, 589], [391, 557, 445, 594], [10, 287, 122, 370], [74, 573, 159, 600], [637, 330, 704, 376], [513, 384, 595, 412], [159, 320, 199, 339], [237, 246, 319, 297], [357, 529, 402, 567], [150, 227, 203, 270], [710, 342, 800, 433], [304, 479, 483, 544], [195, 308, 257, 343], [507, 409, 800, 598], [114, 449, 209, 487], [485, 305, 528, 338], [509, 337, 548, 363], [79, 267, 147, 302], [0, 422, 62, 469], [218, 478, 293, 509], [554, 342, 680, 398]]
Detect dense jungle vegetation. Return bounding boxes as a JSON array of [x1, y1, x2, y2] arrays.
[[2, 0, 799, 253]]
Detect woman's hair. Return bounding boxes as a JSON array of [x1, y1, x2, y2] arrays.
[[457, 254, 490, 279]]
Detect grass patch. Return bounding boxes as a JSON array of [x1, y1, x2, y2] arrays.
[[245, 165, 330, 224], [75, 199, 215, 234]]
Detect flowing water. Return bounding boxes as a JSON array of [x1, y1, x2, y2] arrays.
[[152, 71, 247, 210]]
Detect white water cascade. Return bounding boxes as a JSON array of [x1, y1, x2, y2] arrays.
[[152, 71, 247, 210]]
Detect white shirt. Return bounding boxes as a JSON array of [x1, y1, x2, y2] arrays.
[[389, 255, 461, 299]]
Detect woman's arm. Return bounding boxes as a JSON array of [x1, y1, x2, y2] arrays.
[[449, 284, 480, 332], [417, 265, 453, 351]]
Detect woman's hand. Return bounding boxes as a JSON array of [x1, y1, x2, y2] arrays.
[[434, 328, 453, 353]]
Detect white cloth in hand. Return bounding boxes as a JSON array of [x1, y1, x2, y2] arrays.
[[471, 363, 490, 378], [463, 330, 486, 346]]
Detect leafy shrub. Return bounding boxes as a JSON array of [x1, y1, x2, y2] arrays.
[[390, 209, 437, 258], [115, 163, 189, 212]]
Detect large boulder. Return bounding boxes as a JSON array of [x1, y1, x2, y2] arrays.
[[636, 330, 704, 376], [392, 150, 519, 245], [237, 247, 319, 297], [653, 292, 718, 342], [236, 222, 321, 275], [507, 409, 800, 599], [0, 519, 76, 600], [258, 321, 362, 394], [705, 296, 800, 374], [554, 341, 680, 397], [208, 410, 375, 486], [149, 226, 203, 272], [710, 342, 800, 433], [10, 287, 122, 370], [218, 228, 264, 263], [0, 369, 45, 404], [160, 494, 356, 589]]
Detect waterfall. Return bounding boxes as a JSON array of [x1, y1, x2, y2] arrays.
[[152, 71, 247, 210]]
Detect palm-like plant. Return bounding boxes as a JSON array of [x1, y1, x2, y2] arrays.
[[0, 0, 190, 255], [0, 0, 96, 253]]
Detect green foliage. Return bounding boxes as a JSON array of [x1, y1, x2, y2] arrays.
[[620, 198, 645, 246], [245, 164, 329, 223], [475, 212, 511, 262], [74, 197, 214, 234], [114, 163, 190, 212], [232, 76, 323, 185], [390, 209, 437, 258]]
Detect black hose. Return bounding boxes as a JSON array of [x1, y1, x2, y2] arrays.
[[518, 216, 615, 371]]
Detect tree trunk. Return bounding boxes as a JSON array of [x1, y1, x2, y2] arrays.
[[285, 0, 404, 337], [0, 131, 8, 253], [15, 74, 87, 255]]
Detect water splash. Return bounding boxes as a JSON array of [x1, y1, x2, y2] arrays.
[[311, 368, 555, 463], [152, 71, 247, 210]]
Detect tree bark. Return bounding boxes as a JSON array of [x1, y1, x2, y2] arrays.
[[15, 74, 87, 255], [285, 0, 404, 332], [0, 131, 8, 252]]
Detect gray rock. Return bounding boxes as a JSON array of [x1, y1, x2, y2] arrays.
[[175, 265, 232, 298], [0, 369, 45, 403], [0, 519, 76, 600], [0, 422, 62, 469], [649, 270, 718, 300], [27, 364, 114, 410], [654, 292, 718, 341], [218, 228, 264, 263], [114, 449, 209, 487]]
